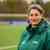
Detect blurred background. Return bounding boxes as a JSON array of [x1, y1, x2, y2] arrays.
[[0, 0, 50, 50]]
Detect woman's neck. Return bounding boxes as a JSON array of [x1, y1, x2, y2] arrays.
[[32, 24, 37, 28]]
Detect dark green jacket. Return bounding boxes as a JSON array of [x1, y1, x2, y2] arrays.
[[17, 19, 50, 50]]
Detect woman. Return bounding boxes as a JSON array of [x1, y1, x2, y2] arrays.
[[17, 4, 50, 50]]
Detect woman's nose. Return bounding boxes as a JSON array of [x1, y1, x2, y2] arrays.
[[31, 16, 36, 19]]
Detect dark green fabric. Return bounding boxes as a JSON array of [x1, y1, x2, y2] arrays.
[[17, 20, 50, 50]]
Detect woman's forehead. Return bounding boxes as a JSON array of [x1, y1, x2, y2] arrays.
[[30, 9, 40, 14]]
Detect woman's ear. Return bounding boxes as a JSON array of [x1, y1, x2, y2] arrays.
[[40, 14, 44, 19], [41, 14, 43, 17]]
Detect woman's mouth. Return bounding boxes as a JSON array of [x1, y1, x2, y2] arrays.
[[32, 19, 37, 22]]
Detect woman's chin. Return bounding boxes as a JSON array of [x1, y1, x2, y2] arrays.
[[32, 22, 38, 25]]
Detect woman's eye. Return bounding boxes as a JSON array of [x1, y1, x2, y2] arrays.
[[30, 14, 39, 16], [30, 14, 33, 16], [35, 14, 38, 16]]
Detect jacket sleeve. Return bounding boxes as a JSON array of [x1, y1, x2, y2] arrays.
[[17, 31, 28, 50], [42, 31, 48, 50], [47, 29, 50, 50]]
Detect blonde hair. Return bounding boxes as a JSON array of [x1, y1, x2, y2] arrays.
[[27, 4, 45, 16]]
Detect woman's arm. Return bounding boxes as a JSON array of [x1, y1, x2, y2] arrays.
[[17, 31, 28, 50]]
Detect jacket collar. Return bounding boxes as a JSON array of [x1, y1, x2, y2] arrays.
[[26, 19, 48, 35]]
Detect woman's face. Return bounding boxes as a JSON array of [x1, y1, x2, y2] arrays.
[[28, 9, 42, 26]]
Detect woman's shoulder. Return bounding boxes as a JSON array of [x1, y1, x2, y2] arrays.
[[23, 29, 29, 34], [21, 29, 29, 36], [48, 22, 50, 30]]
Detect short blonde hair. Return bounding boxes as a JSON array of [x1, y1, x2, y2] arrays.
[[28, 4, 45, 16]]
